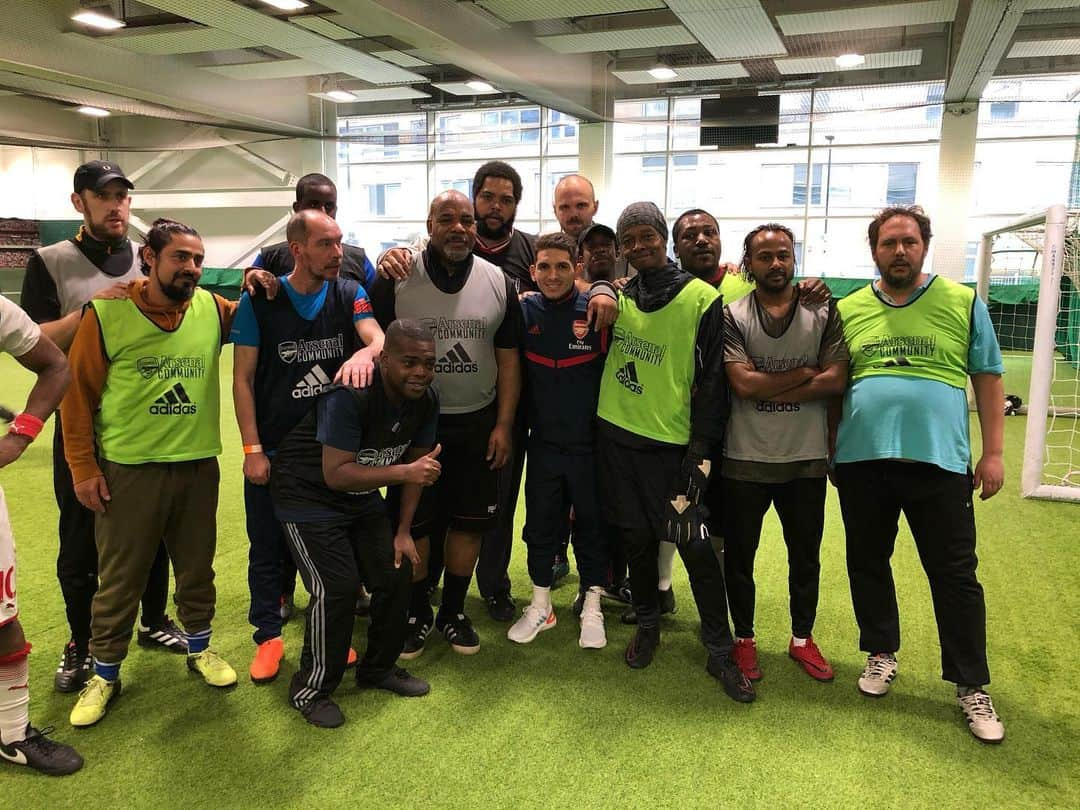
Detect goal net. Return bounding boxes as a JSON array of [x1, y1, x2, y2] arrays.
[[978, 205, 1080, 502]]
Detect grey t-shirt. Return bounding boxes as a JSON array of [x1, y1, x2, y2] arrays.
[[722, 289, 847, 483]]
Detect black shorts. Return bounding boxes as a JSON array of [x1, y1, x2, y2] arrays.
[[389, 404, 499, 536], [597, 432, 683, 538]]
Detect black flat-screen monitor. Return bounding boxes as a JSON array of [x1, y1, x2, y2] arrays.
[[699, 95, 780, 148]]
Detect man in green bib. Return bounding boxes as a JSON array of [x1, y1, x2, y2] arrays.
[[61, 219, 240, 727], [596, 202, 753, 703], [833, 205, 1006, 744]]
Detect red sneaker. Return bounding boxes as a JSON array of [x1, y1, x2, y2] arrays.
[[788, 636, 834, 681], [732, 637, 762, 681]]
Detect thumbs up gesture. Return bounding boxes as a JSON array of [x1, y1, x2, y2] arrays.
[[405, 443, 442, 486]]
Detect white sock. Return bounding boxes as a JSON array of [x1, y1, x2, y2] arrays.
[[657, 541, 676, 591], [0, 652, 30, 744], [532, 585, 552, 613], [736, 636, 755, 645], [792, 635, 808, 647]]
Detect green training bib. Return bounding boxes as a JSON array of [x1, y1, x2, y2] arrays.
[[93, 288, 222, 464], [598, 278, 718, 444]]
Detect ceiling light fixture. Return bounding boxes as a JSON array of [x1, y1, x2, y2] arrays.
[[466, 80, 495, 93], [324, 89, 357, 103], [835, 53, 866, 69], [259, 0, 309, 10], [76, 106, 111, 117], [71, 10, 127, 30], [648, 66, 679, 80]]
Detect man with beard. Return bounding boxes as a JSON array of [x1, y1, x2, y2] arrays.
[[269, 320, 439, 727], [722, 223, 848, 685], [596, 202, 753, 703], [648, 209, 830, 630], [63, 219, 240, 727], [250, 173, 375, 288], [232, 210, 384, 685], [376, 166, 615, 622], [833, 206, 1006, 743], [368, 190, 523, 656], [375, 163, 534, 622], [21, 161, 184, 694]]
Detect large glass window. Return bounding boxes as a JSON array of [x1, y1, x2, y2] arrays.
[[338, 106, 579, 258]]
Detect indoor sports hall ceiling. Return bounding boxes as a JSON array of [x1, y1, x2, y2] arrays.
[[1, 0, 1078, 134]]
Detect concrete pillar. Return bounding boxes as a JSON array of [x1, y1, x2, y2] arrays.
[[576, 56, 616, 213], [932, 101, 979, 280]]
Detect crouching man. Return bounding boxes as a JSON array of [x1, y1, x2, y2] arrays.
[[270, 320, 441, 727]]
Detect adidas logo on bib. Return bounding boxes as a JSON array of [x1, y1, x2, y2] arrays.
[[435, 342, 478, 374], [292, 365, 333, 399], [150, 383, 197, 415], [616, 361, 643, 395]]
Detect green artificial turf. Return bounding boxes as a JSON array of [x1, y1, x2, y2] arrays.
[[2, 349, 1078, 808]]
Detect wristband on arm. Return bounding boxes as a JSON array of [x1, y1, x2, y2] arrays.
[[8, 412, 44, 441]]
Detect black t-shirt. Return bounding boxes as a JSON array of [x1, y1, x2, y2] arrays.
[[270, 373, 439, 521], [474, 230, 536, 294], [257, 241, 374, 289], [21, 231, 137, 323]]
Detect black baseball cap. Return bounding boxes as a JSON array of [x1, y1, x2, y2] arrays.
[[577, 222, 616, 246], [73, 160, 134, 193]]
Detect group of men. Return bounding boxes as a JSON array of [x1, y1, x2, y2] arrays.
[[0, 154, 1008, 776]]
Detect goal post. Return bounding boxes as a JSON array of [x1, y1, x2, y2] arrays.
[[1020, 205, 1075, 500], [980, 204, 1080, 502]]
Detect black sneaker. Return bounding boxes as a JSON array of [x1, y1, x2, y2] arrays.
[[707, 654, 756, 703], [399, 614, 433, 661], [137, 616, 189, 654], [551, 556, 570, 587], [484, 591, 515, 622], [0, 725, 83, 776], [436, 612, 480, 655], [297, 696, 345, 729], [621, 588, 677, 625], [625, 625, 660, 669], [602, 579, 632, 605], [357, 666, 430, 697], [54, 641, 91, 694]]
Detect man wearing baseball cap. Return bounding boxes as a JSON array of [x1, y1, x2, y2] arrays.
[[596, 201, 753, 703], [19, 160, 184, 696]]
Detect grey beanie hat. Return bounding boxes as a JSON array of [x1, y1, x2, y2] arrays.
[[616, 201, 668, 243]]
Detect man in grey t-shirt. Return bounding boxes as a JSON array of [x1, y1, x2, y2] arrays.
[[720, 223, 849, 686]]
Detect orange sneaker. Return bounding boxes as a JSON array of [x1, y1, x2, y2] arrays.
[[346, 647, 358, 668], [249, 637, 284, 684]]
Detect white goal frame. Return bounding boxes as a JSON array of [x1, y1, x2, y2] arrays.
[[978, 203, 1078, 501]]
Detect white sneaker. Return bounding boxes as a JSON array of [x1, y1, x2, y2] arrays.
[[507, 604, 555, 644], [578, 587, 607, 650], [858, 653, 898, 697], [957, 689, 1005, 744]]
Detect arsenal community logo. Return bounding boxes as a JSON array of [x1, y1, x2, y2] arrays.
[[137, 356, 161, 380], [572, 320, 589, 340], [278, 341, 298, 363]]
